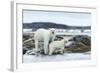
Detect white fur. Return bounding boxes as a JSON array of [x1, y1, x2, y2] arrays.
[[34, 28, 55, 55], [49, 39, 65, 55]]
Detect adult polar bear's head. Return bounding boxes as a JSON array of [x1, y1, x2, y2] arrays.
[[34, 28, 55, 41], [34, 28, 55, 55]]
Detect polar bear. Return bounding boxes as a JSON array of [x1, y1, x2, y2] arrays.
[[49, 39, 66, 55], [34, 28, 55, 55]]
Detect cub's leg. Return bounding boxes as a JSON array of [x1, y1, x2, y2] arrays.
[[49, 46, 55, 55], [60, 47, 64, 54]]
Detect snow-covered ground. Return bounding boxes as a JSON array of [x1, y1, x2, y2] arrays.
[[23, 53, 91, 63]]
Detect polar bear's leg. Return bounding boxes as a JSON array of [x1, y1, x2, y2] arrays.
[[49, 49, 53, 55], [60, 47, 64, 54], [35, 40, 39, 55], [49, 46, 54, 55], [44, 44, 48, 55], [44, 40, 49, 55]]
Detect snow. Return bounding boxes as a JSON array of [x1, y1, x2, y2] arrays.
[[23, 53, 91, 63]]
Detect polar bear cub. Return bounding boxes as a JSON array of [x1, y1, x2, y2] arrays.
[[49, 39, 65, 55]]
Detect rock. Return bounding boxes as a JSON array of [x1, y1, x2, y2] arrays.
[[64, 35, 91, 53], [23, 34, 35, 54], [69, 35, 91, 46], [23, 49, 27, 54]]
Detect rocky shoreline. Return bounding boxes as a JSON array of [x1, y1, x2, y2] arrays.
[[23, 34, 91, 55]]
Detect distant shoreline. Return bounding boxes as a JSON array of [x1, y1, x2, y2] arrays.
[[23, 22, 91, 30]]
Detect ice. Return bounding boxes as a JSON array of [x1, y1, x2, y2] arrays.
[[23, 53, 90, 63]]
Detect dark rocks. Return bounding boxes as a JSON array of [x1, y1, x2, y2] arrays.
[[23, 34, 35, 54], [65, 35, 91, 53], [23, 34, 91, 55], [23, 48, 28, 54], [70, 35, 91, 46]]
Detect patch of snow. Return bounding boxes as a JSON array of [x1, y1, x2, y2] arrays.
[[65, 41, 73, 47], [23, 53, 91, 63]]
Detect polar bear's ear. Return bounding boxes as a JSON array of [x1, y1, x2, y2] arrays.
[[62, 38, 66, 42]]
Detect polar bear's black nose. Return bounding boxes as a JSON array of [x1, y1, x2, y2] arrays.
[[52, 31, 54, 34]]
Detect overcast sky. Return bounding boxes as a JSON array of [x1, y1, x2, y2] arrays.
[[23, 10, 91, 26]]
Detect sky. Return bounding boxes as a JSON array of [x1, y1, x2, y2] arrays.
[[23, 10, 91, 26]]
